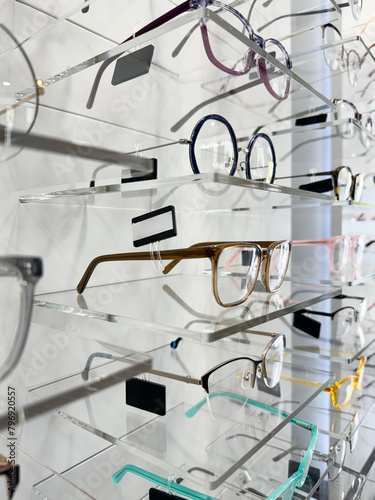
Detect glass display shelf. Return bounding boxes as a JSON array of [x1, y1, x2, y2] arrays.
[[13, 2, 334, 140], [32, 276, 341, 343], [27, 340, 335, 491], [30, 421, 363, 500], [35, 6, 334, 103], [0, 348, 152, 432], [18, 172, 338, 209]]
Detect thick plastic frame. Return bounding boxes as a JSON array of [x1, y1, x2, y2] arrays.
[[76, 240, 291, 307], [0, 256, 42, 381], [111, 398, 318, 500]]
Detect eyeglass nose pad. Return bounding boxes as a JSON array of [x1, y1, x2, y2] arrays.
[[241, 370, 252, 389], [256, 365, 262, 379]]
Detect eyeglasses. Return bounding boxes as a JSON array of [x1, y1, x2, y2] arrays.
[[112, 401, 317, 500], [295, 295, 367, 338], [0, 256, 42, 381], [282, 357, 366, 410], [77, 240, 291, 307], [121, 114, 277, 183], [322, 24, 361, 87], [292, 235, 367, 273], [332, 99, 373, 148], [82, 332, 286, 421], [277, 166, 364, 202], [87, 0, 292, 109], [0, 23, 45, 162], [0, 454, 19, 499], [253, 1, 363, 32]]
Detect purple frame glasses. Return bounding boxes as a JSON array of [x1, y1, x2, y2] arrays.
[[86, 0, 292, 109]]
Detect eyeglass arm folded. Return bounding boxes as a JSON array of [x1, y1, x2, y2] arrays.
[[111, 464, 216, 499]]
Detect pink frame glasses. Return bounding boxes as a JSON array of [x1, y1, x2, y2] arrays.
[[292, 235, 366, 273]]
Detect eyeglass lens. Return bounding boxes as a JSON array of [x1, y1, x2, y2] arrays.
[[264, 335, 284, 388], [0, 272, 22, 371], [323, 25, 343, 71], [205, 5, 255, 75], [217, 245, 260, 306], [335, 377, 356, 407], [336, 167, 352, 201], [347, 50, 360, 87], [332, 308, 355, 337], [193, 117, 236, 175], [0, 25, 38, 162], [268, 242, 290, 291], [332, 238, 349, 272], [353, 237, 365, 268], [247, 134, 275, 182], [335, 101, 356, 139], [262, 39, 290, 100], [206, 358, 256, 420]]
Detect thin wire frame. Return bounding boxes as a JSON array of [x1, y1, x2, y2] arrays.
[[81, 332, 286, 393], [76, 240, 291, 307], [0, 257, 42, 381]]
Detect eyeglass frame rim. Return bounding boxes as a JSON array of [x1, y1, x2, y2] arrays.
[[0, 256, 42, 382], [189, 113, 276, 183]]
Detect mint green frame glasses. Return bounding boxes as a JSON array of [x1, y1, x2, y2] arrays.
[[112, 397, 318, 500]]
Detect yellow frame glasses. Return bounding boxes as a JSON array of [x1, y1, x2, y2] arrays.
[[282, 356, 365, 410]]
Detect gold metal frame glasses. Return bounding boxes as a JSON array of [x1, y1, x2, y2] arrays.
[[77, 240, 291, 307]]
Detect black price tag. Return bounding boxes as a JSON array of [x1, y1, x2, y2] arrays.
[[149, 488, 185, 499], [112, 45, 155, 86], [256, 376, 281, 397], [121, 160, 157, 183], [293, 312, 321, 338], [132, 205, 177, 247], [126, 378, 166, 416]]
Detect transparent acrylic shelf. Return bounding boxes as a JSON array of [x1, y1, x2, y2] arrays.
[[32, 276, 342, 343], [19, 172, 337, 209], [31, 417, 362, 500], [28, 342, 334, 491], [0, 350, 152, 432]]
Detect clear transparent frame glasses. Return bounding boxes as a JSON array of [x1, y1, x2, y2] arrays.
[[322, 24, 361, 87], [82, 332, 286, 421], [332, 99, 373, 148], [77, 240, 291, 308], [119, 114, 276, 183], [86, 0, 292, 109], [0, 256, 42, 381], [292, 235, 367, 273]]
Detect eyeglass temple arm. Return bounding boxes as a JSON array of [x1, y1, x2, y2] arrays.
[[86, 1, 191, 109], [296, 308, 335, 319], [0, 79, 44, 117], [81, 351, 202, 385], [163, 241, 276, 274], [112, 464, 215, 499], [76, 247, 210, 294]]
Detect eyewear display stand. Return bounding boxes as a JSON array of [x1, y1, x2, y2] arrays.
[[26, 346, 334, 491], [32, 279, 341, 343]]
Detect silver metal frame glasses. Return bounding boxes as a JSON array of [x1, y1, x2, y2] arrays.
[[0, 256, 42, 381], [82, 331, 286, 421]]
